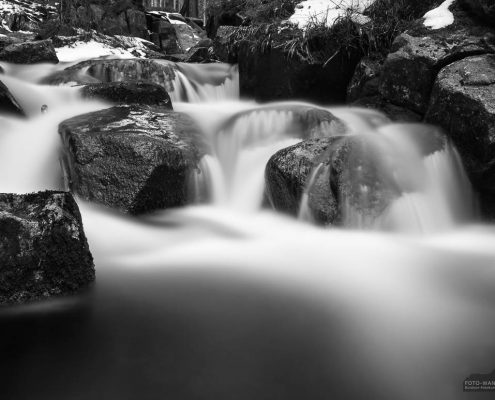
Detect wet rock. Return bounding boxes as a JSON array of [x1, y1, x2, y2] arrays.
[[59, 105, 207, 214], [0, 191, 94, 305], [0, 79, 25, 117], [379, 12, 494, 114], [0, 39, 59, 64], [352, 96, 422, 122], [265, 137, 340, 224], [425, 54, 495, 206], [79, 81, 173, 109], [265, 135, 401, 226], [42, 58, 177, 93], [184, 46, 211, 63]]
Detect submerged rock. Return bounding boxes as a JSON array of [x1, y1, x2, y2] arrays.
[[265, 137, 340, 225], [0, 39, 59, 64], [0, 191, 94, 305], [425, 54, 495, 214], [59, 105, 207, 214], [379, 12, 494, 114], [265, 135, 402, 226], [221, 104, 347, 142], [80, 81, 173, 108], [0, 79, 25, 117]]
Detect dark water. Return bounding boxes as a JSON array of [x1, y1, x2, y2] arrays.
[[0, 269, 367, 400]]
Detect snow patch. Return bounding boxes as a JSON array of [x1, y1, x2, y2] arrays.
[[289, 0, 376, 30], [56, 41, 138, 63], [423, 0, 456, 30]]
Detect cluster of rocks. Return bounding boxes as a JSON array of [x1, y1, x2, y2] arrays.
[[348, 3, 495, 217]]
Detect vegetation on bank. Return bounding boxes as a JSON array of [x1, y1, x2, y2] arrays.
[[209, 0, 441, 62]]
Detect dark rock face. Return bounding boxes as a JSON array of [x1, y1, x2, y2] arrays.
[[0, 191, 94, 305], [0, 39, 59, 64], [347, 57, 382, 103], [379, 13, 494, 114], [59, 0, 148, 38], [239, 43, 360, 104], [0, 79, 25, 117], [265, 137, 339, 225], [80, 81, 173, 108], [425, 54, 495, 208], [59, 105, 207, 214], [460, 0, 495, 27], [42, 59, 177, 92], [265, 135, 400, 226]]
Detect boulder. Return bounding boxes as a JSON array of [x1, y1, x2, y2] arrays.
[[0, 39, 59, 64], [42, 59, 177, 93], [459, 0, 495, 27], [0, 191, 94, 305], [0, 79, 25, 117], [59, 105, 207, 214], [265, 135, 401, 226], [379, 12, 494, 114], [79, 81, 173, 108], [425, 54, 495, 214], [265, 137, 339, 225]]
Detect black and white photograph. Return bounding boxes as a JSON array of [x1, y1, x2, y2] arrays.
[[1, 0, 495, 399]]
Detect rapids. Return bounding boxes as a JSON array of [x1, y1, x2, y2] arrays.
[[0, 58, 494, 400]]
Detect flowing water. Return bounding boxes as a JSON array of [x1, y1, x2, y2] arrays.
[[1, 58, 495, 400]]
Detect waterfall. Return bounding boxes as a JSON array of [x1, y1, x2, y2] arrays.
[[1, 56, 495, 400], [170, 63, 240, 103]]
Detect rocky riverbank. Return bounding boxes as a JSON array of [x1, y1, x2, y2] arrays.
[[1, 0, 495, 304]]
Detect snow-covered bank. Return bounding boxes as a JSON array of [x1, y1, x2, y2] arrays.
[[289, 0, 376, 30], [423, 0, 456, 30]]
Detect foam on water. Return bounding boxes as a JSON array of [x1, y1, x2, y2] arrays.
[[0, 60, 494, 400]]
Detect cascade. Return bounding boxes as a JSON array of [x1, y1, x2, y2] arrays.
[[0, 57, 494, 400]]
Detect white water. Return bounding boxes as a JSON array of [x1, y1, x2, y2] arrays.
[[1, 58, 495, 400]]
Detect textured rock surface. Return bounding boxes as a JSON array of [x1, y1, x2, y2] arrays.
[[59, 105, 207, 214], [0, 79, 25, 117], [0, 39, 59, 64], [265, 135, 400, 225], [379, 13, 494, 114], [0, 191, 94, 305], [42, 58, 177, 92], [80, 81, 173, 108], [425, 54, 495, 212], [265, 137, 339, 225]]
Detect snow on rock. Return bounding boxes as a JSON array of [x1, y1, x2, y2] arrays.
[[55, 35, 157, 63], [56, 41, 137, 63], [423, 0, 456, 30], [288, 0, 376, 30]]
